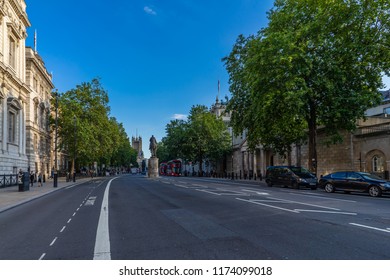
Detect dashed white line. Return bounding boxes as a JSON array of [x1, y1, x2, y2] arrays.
[[72, 212, 76, 217], [60, 226, 66, 233], [50, 237, 57, 246], [67, 218, 72, 224], [39, 253, 46, 260]]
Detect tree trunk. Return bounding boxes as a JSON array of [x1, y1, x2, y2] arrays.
[[307, 103, 317, 175], [198, 157, 203, 177]]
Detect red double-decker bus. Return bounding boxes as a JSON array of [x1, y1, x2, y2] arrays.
[[159, 162, 168, 175], [166, 159, 182, 176]]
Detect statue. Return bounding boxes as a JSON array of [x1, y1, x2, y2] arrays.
[[149, 135, 157, 158]]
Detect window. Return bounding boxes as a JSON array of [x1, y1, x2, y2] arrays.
[[40, 107, 45, 128], [372, 156, 384, 172], [9, 37, 16, 69], [33, 77, 38, 91], [347, 172, 362, 180], [34, 103, 38, 123], [8, 111, 16, 143], [331, 172, 346, 179]]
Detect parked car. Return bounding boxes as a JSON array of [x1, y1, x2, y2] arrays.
[[265, 166, 317, 190], [318, 171, 390, 197]]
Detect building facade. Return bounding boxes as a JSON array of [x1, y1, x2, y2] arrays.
[[0, 0, 30, 174], [0, 1, 55, 177], [212, 90, 390, 180], [25, 46, 54, 178]]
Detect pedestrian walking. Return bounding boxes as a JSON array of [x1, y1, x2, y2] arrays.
[[38, 172, 42, 187], [30, 171, 34, 188]]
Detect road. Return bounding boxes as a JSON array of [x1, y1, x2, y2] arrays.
[[0, 174, 390, 260]]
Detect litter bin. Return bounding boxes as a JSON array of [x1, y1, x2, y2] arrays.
[[18, 172, 30, 192]]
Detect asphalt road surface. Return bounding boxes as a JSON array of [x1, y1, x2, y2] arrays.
[[1, 174, 390, 260]]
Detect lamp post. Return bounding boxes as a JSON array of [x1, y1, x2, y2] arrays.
[[73, 115, 77, 182], [53, 90, 58, 188]]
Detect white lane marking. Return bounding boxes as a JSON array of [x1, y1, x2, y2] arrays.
[[192, 184, 208, 188], [39, 253, 46, 260], [85, 196, 97, 206], [288, 192, 357, 203], [67, 218, 72, 224], [72, 212, 76, 217], [93, 177, 118, 260], [196, 189, 221, 196], [50, 237, 57, 246], [236, 198, 300, 213], [269, 197, 340, 211], [295, 209, 357, 215], [242, 189, 270, 195], [60, 226, 66, 233], [350, 223, 390, 233], [174, 184, 189, 188]]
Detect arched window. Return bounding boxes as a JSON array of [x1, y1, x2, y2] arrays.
[[372, 156, 384, 173]]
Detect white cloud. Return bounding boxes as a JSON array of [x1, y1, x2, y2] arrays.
[[144, 6, 157, 15], [172, 114, 187, 120]]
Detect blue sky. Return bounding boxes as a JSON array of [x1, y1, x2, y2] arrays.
[[25, 0, 389, 157]]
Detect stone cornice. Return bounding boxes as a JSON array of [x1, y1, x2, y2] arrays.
[[8, 0, 30, 27], [26, 48, 54, 89], [0, 62, 30, 95]]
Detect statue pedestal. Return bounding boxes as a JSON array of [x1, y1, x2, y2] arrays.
[[148, 157, 159, 178]]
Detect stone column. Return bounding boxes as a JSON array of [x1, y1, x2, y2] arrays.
[[148, 157, 159, 178]]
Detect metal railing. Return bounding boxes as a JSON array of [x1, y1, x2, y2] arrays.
[[0, 174, 18, 188]]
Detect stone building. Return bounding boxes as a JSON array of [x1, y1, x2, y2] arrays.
[[0, 1, 55, 177], [132, 136, 145, 169], [0, 0, 30, 174], [25, 46, 54, 178], [213, 89, 390, 180]]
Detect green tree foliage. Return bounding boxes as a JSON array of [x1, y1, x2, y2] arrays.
[[224, 0, 390, 172], [161, 105, 231, 174], [53, 78, 134, 171]]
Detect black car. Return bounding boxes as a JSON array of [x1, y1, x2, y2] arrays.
[[318, 171, 390, 197], [265, 166, 317, 190]]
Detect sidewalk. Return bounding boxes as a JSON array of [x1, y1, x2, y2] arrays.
[[0, 177, 93, 214]]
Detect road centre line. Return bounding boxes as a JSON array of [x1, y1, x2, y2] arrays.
[[60, 226, 66, 233], [39, 253, 46, 260], [236, 198, 300, 213], [50, 237, 57, 246], [67, 218, 72, 224], [350, 223, 390, 233]]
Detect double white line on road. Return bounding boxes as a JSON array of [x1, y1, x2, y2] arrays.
[[93, 177, 118, 260]]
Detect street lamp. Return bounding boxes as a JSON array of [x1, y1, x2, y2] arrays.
[[53, 90, 58, 188]]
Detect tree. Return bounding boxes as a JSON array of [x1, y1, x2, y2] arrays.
[[54, 78, 133, 172], [224, 0, 390, 173], [186, 105, 231, 175]]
